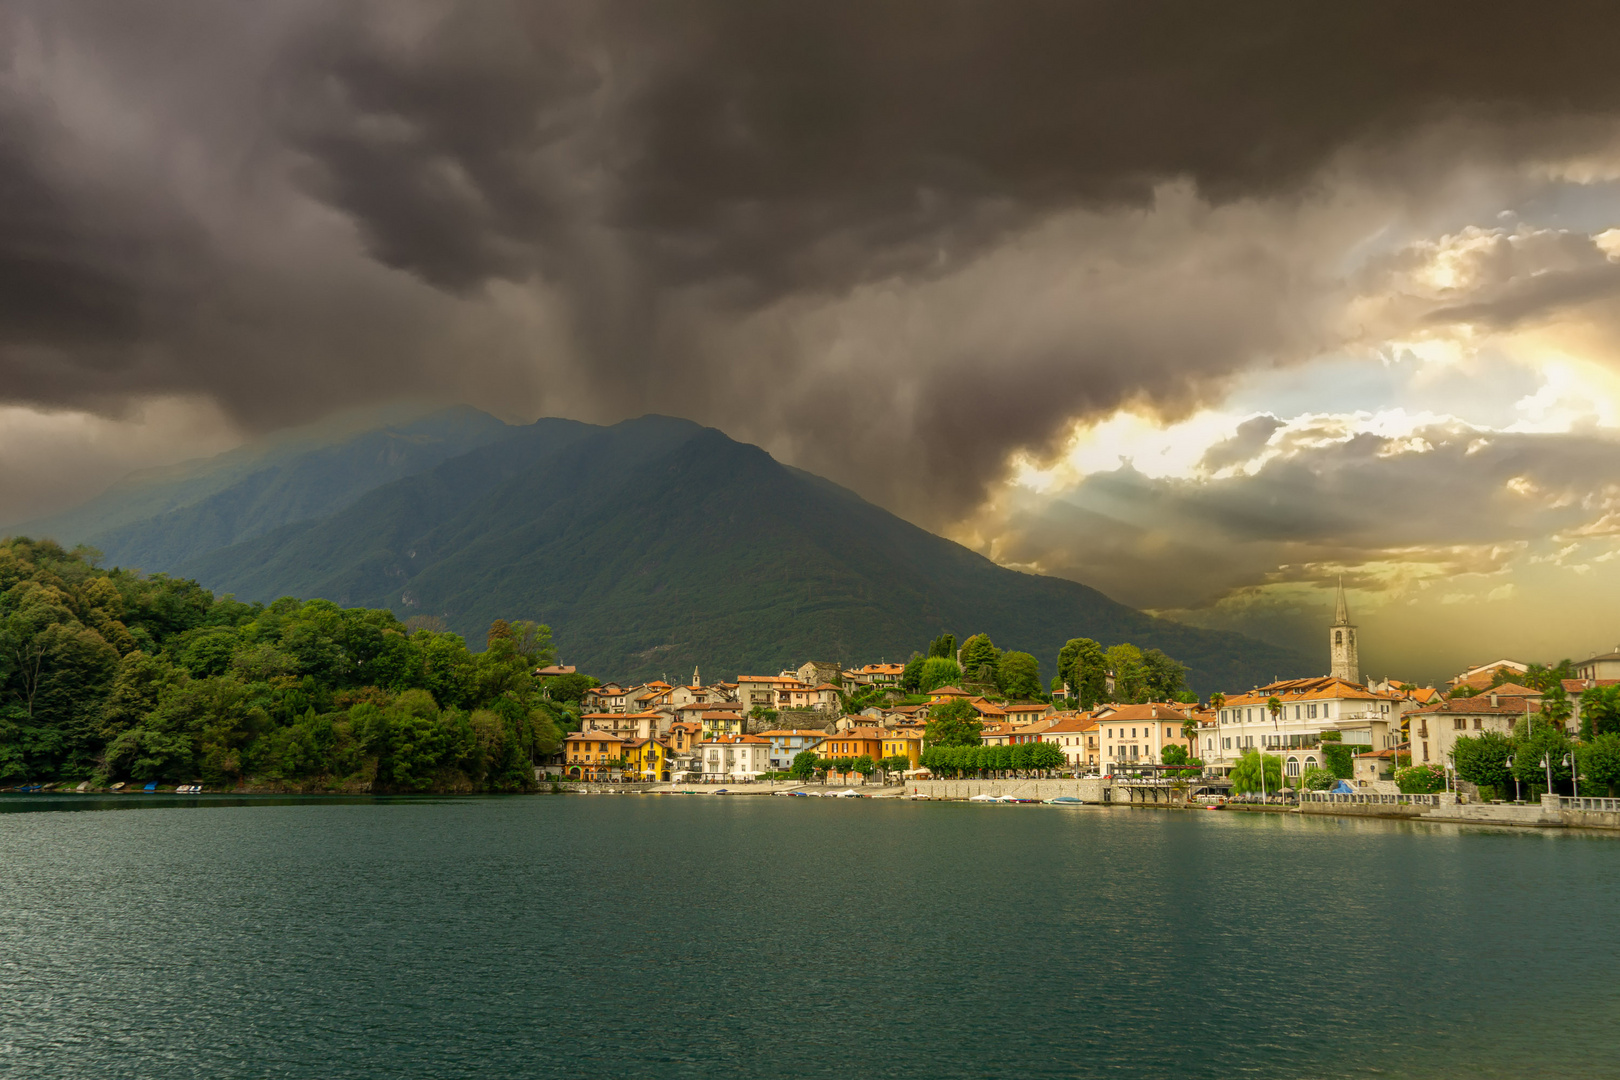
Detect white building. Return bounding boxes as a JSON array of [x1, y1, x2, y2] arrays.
[[699, 735, 773, 781], [1039, 711, 1101, 771], [1203, 677, 1403, 780]]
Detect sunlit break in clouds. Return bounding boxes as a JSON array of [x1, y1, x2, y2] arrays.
[[6, 1, 1620, 681]]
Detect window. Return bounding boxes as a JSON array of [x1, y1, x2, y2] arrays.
[[1335, 630, 1343, 646], [1308, 704, 1317, 719], [1131, 728, 1138, 738], [1474, 718, 1483, 730], [1286, 758, 1300, 777], [1454, 718, 1467, 730], [1223, 738, 1232, 750], [1295, 706, 1301, 719]]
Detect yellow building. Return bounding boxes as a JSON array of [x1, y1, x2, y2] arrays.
[[621, 738, 672, 782], [881, 731, 924, 768], [564, 731, 625, 780]]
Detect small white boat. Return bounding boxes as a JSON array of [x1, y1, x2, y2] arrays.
[[968, 793, 1001, 803], [834, 789, 861, 798]]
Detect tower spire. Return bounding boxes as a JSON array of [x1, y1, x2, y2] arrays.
[[1329, 576, 1360, 685]]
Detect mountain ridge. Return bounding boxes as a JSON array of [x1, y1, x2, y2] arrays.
[[152, 413, 1315, 690]]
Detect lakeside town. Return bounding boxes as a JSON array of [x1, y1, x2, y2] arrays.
[[547, 584, 1620, 826]]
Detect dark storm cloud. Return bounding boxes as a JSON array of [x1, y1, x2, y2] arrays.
[[1199, 415, 1284, 472], [7, 0, 1620, 518]]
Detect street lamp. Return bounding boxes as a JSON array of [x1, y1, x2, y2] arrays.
[[1506, 756, 1519, 803], [1564, 752, 1576, 801], [1541, 755, 1553, 802]]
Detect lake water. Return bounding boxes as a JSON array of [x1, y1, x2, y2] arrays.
[[1, 794, 1615, 1079]]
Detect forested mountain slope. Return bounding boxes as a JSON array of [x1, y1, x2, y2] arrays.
[[172, 415, 1313, 691]]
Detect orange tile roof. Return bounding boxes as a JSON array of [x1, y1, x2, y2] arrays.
[[1098, 702, 1195, 721], [1217, 678, 1398, 707], [1040, 712, 1100, 734], [699, 734, 770, 745]]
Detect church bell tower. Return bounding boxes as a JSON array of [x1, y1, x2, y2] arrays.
[[1329, 578, 1360, 686]]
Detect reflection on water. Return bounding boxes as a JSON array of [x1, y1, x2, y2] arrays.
[[0, 796, 1614, 1079]]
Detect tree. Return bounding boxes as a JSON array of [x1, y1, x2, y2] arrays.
[[1229, 749, 1282, 795], [958, 634, 1002, 686], [1209, 692, 1226, 711], [1448, 684, 1479, 699], [1301, 766, 1337, 791], [998, 651, 1041, 699], [925, 698, 983, 747], [1181, 715, 1201, 757], [1320, 742, 1354, 779], [899, 654, 925, 693], [1396, 764, 1447, 794], [1511, 722, 1573, 794], [1027, 742, 1065, 774], [881, 754, 910, 777], [1581, 733, 1620, 796], [853, 754, 876, 779], [1452, 731, 1513, 796], [1524, 660, 1575, 692], [1266, 696, 1283, 723], [1141, 649, 1187, 702], [541, 672, 598, 703], [928, 634, 957, 660], [917, 657, 965, 693], [789, 749, 819, 780], [1057, 638, 1107, 709], [1105, 643, 1146, 703], [1580, 684, 1620, 739], [1540, 684, 1573, 731]]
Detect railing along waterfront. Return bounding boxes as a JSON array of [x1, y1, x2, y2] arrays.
[[1299, 792, 1443, 807], [1547, 795, 1620, 813]]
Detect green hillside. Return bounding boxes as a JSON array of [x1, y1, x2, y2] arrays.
[[172, 415, 1313, 691]]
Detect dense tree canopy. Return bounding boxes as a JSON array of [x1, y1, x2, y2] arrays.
[[0, 539, 572, 790], [1057, 637, 1106, 708], [958, 633, 1002, 684], [917, 657, 965, 693], [924, 698, 983, 748], [998, 651, 1041, 699]]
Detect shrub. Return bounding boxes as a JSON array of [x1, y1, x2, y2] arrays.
[[1301, 766, 1337, 791], [1396, 764, 1447, 793]]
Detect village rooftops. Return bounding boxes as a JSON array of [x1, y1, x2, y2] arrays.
[[1038, 711, 1100, 734], [1096, 702, 1196, 721], [1217, 678, 1400, 707], [1411, 695, 1537, 716], [1460, 681, 1541, 697], [754, 729, 830, 738], [1563, 678, 1620, 693], [928, 686, 971, 697], [698, 733, 770, 745], [565, 730, 623, 743]]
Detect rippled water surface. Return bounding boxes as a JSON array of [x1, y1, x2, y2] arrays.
[[1, 794, 1616, 1079]]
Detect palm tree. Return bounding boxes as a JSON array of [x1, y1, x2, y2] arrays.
[[1267, 695, 1285, 789]]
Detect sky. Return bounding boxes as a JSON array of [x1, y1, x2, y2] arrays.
[[5, 1, 1620, 684]]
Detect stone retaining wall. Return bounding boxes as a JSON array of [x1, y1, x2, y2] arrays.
[[905, 778, 1108, 802]]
